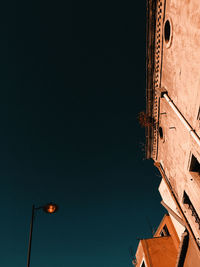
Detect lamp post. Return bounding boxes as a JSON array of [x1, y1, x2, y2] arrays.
[[27, 203, 59, 267]]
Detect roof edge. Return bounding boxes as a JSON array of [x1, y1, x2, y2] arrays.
[[145, 0, 157, 159]]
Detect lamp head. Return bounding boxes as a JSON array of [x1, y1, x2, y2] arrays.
[[43, 203, 59, 214]]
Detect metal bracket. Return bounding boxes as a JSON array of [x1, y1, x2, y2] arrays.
[[155, 87, 168, 98]]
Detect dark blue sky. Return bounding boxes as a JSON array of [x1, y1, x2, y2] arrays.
[[0, 0, 165, 266]]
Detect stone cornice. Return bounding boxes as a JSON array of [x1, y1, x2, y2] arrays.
[[146, 0, 165, 160]]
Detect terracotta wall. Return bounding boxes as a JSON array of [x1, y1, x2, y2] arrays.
[[156, 0, 200, 243], [134, 215, 179, 266]]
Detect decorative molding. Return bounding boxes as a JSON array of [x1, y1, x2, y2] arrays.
[[151, 0, 166, 161]]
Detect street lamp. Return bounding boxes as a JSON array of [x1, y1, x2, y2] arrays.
[[43, 203, 59, 214], [27, 202, 59, 267]]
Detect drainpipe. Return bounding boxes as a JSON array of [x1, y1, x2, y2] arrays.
[[157, 88, 200, 147]]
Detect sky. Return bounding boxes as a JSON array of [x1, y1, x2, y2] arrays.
[[0, 0, 165, 266]]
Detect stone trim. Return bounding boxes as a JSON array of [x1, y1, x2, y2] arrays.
[[146, 0, 166, 160]]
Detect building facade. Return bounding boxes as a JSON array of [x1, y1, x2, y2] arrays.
[[135, 0, 200, 265], [134, 215, 180, 267]]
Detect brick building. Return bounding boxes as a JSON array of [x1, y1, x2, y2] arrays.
[[135, 0, 200, 265]]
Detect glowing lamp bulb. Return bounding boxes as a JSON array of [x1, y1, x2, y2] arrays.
[[47, 205, 56, 213], [43, 203, 58, 214]]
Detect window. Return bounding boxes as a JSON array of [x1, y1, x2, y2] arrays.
[[160, 224, 170, 237], [141, 261, 146, 267], [164, 18, 172, 48], [164, 20, 171, 42], [189, 154, 200, 174], [158, 127, 163, 139]]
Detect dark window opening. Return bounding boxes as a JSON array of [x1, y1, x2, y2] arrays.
[[164, 20, 171, 42], [141, 262, 146, 267], [160, 224, 170, 237], [159, 127, 163, 139], [189, 154, 200, 174]]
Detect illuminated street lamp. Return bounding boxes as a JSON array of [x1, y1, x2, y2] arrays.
[[43, 203, 59, 214], [27, 203, 58, 267]]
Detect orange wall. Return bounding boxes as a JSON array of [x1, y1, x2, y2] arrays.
[[154, 215, 180, 250], [135, 215, 180, 267]]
